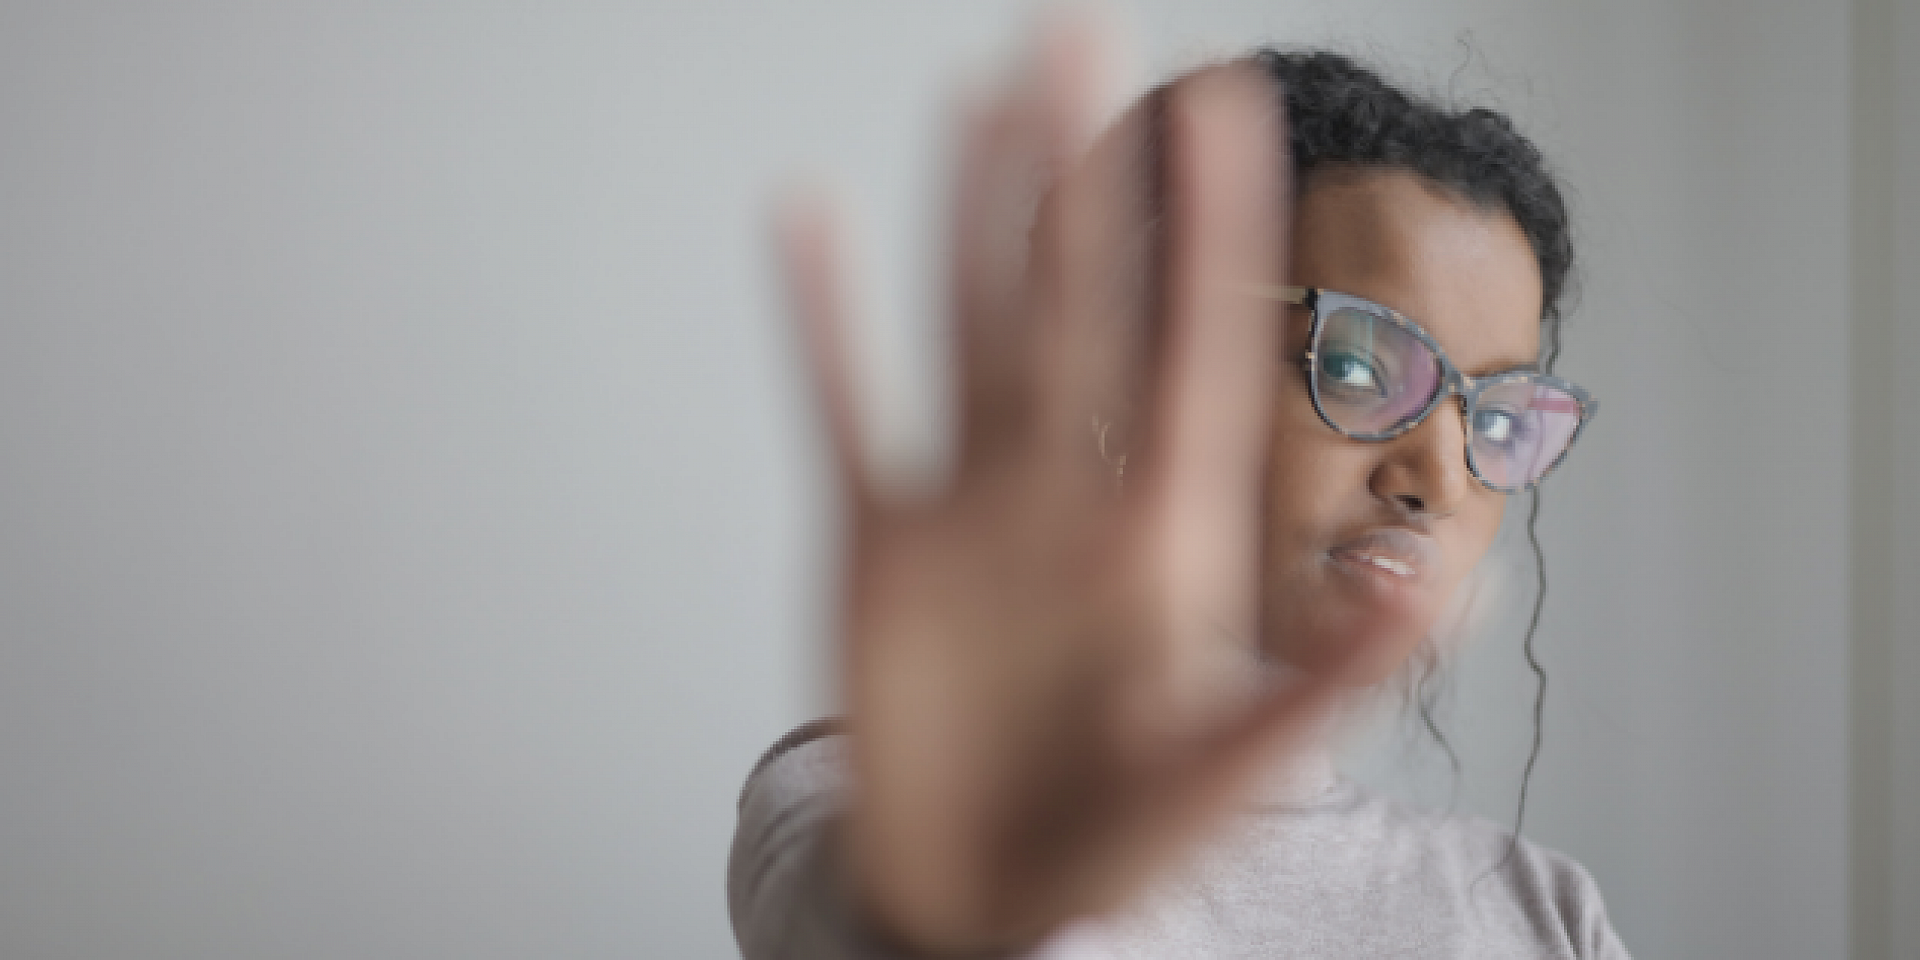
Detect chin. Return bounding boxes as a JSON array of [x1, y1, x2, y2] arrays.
[[1277, 624, 1430, 687], [1261, 589, 1443, 686]]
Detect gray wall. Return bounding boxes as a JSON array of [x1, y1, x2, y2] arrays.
[[0, 1, 1905, 958], [1865, 0, 1920, 953], [1898, 0, 1920, 944]]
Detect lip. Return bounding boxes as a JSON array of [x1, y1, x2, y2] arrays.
[[1325, 527, 1439, 586]]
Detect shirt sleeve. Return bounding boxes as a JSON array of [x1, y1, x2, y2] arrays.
[[1559, 858, 1632, 960], [728, 729, 1101, 960], [726, 731, 923, 960], [1510, 836, 1634, 960]]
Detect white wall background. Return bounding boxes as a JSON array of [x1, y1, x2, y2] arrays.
[[0, 1, 1902, 958]]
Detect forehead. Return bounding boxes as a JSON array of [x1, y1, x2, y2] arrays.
[[1289, 167, 1542, 373]]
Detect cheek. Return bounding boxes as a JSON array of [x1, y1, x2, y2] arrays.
[[1434, 493, 1507, 597], [1419, 492, 1508, 652], [1258, 392, 1374, 632], [1261, 378, 1367, 555]]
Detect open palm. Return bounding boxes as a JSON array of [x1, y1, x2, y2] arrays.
[[778, 28, 1378, 956]]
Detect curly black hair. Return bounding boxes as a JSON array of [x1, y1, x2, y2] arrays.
[[1256, 49, 1575, 328]]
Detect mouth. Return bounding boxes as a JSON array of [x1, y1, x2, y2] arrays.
[[1352, 554, 1414, 577], [1267, 525, 1445, 676], [1325, 527, 1438, 589]]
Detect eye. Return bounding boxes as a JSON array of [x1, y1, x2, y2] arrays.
[[1472, 405, 1534, 449], [1318, 349, 1388, 399]]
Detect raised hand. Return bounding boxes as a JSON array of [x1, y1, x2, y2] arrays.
[[777, 22, 1374, 956]]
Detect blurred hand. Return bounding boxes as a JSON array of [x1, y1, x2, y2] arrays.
[[778, 20, 1372, 956]]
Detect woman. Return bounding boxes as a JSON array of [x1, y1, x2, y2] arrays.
[[732, 28, 1624, 959]]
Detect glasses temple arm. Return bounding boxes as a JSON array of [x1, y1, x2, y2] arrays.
[[1247, 284, 1309, 306]]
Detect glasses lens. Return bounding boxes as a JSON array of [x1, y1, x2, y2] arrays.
[[1311, 303, 1443, 436], [1468, 380, 1584, 490]]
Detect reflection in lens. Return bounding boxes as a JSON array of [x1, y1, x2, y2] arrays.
[[1469, 381, 1583, 489], [1313, 305, 1441, 435]]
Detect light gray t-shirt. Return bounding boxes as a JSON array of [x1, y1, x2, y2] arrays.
[[728, 727, 1631, 959]]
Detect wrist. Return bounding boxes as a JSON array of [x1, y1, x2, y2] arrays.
[[833, 817, 1043, 960]]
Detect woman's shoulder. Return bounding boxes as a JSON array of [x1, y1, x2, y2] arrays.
[[1338, 782, 1628, 958], [739, 718, 844, 799], [736, 718, 848, 818]]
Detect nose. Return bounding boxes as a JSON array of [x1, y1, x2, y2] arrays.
[[1368, 401, 1473, 518]]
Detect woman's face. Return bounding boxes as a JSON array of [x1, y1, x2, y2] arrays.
[[1259, 166, 1543, 683]]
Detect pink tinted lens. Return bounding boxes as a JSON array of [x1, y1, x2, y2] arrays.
[[1312, 305, 1443, 435], [1470, 381, 1584, 489]]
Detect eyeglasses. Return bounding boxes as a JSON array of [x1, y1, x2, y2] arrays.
[[1266, 286, 1598, 494]]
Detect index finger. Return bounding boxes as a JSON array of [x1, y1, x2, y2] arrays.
[[775, 192, 878, 518], [1134, 64, 1289, 646]]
